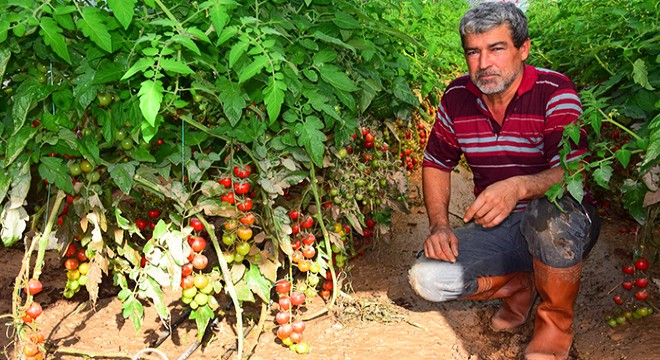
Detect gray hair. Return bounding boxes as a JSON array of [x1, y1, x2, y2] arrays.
[[459, 2, 528, 48]]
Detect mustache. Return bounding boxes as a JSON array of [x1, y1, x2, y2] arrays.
[[476, 70, 500, 78]]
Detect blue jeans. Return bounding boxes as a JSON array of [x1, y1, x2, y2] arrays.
[[408, 196, 600, 302]]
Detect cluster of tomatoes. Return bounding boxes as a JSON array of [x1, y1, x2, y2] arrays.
[[67, 158, 101, 184], [180, 220, 220, 311], [218, 164, 257, 264], [62, 240, 91, 299], [135, 208, 162, 234], [273, 279, 310, 354], [21, 278, 46, 359], [606, 257, 654, 328]]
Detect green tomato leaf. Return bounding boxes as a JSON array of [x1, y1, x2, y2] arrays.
[[632, 59, 655, 91], [171, 34, 201, 55], [614, 148, 632, 168], [5, 125, 38, 168], [313, 31, 355, 52], [122, 296, 144, 333], [193, 305, 214, 341], [244, 262, 273, 302], [333, 11, 359, 29], [233, 280, 256, 302], [209, 4, 230, 35], [11, 77, 51, 136], [318, 64, 359, 92], [138, 80, 164, 127], [228, 39, 249, 68], [160, 57, 194, 75], [121, 57, 155, 81], [39, 16, 71, 64], [264, 77, 285, 124], [37, 157, 75, 194], [93, 60, 125, 84], [218, 78, 245, 126], [107, 161, 136, 195], [295, 116, 326, 167], [592, 163, 613, 189], [78, 7, 112, 53], [566, 178, 584, 204], [107, 0, 135, 30], [621, 179, 648, 224], [392, 76, 420, 106], [238, 55, 268, 84]]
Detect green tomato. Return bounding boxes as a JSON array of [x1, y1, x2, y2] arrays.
[[120, 138, 133, 150], [97, 93, 113, 107], [194, 293, 209, 306], [200, 282, 214, 295], [69, 163, 82, 176], [78, 274, 88, 286], [115, 129, 127, 141], [80, 160, 93, 173], [181, 295, 193, 304], [182, 286, 198, 298], [222, 233, 236, 246], [87, 171, 100, 183], [308, 274, 320, 286], [223, 252, 235, 264], [236, 242, 251, 256]]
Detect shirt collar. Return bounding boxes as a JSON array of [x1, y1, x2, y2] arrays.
[[466, 64, 538, 98]]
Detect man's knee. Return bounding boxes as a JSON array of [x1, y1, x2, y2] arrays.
[[408, 257, 465, 302], [522, 196, 600, 268]]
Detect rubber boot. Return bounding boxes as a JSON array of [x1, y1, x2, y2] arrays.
[[463, 272, 535, 331], [525, 259, 582, 360]]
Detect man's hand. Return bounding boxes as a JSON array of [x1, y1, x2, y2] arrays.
[[424, 225, 459, 262], [463, 177, 521, 228]]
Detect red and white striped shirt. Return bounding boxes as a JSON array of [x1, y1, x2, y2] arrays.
[[423, 65, 588, 211]]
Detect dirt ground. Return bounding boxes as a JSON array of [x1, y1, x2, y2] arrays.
[[1, 168, 658, 360]]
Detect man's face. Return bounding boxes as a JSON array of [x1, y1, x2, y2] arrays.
[[463, 24, 530, 95]]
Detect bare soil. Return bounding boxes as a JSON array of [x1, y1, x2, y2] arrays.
[[1, 169, 658, 360]]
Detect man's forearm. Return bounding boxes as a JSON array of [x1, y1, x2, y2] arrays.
[[514, 166, 565, 200], [422, 167, 453, 231]]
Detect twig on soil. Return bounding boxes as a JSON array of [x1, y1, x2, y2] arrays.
[[53, 347, 133, 358], [132, 348, 169, 360]]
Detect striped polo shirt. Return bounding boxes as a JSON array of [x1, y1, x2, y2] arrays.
[[423, 65, 588, 211]]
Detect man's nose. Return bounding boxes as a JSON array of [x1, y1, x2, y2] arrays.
[[479, 52, 491, 70]]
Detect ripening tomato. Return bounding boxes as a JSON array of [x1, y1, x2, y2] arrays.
[[25, 302, 43, 319], [190, 236, 207, 252], [237, 227, 253, 241], [182, 262, 193, 277], [224, 219, 238, 231], [26, 279, 43, 295], [22, 343, 39, 357], [302, 234, 315, 246], [64, 258, 79, 271], [298, 260, 311, 272], [239, 213, 256, 226], [77, 249, 88, 262], [302, 246, 316, 259], [181, 275, 194, 289], [290, 330, 303, 344], [292, 319, 306, 333], [277, 323, 293, 340], [275, 311, 291, 325], [291, 250, 303, 264], [192, 254, 208, 270], [29, 331, 45, 344]]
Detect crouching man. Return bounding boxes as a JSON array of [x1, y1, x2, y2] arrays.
[[408, 2, 600, 359]]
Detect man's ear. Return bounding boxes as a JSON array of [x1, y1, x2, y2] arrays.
[[520, 38, 531, 62]]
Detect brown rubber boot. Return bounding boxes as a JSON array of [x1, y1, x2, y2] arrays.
[[525, 259, 582, 360], [463, 272, 535, 331]]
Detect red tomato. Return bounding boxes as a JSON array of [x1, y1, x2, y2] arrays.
[[64, 243, 77, 257], [77, 249, 88, 262], [237, 198, 253, 212], [364, 133, 375, 142], [275, 279, 292, 294], [233, 164, 251, 179], [300, 216, 313, 229], [291, 224, 300, 235], [365, 218, 376, 229], [634, 289, 648, 301], [136, 218, 148, 230], [289, 331, 303, 343], [234, 182, 250, 195], [291, 239, 302, 251], [635, 278, 649, 288], [613, 294, 623, 305], [140, 256, 147, 268], [219, 177, 232, 188], [190, 218, 204, 232], [181, 275, 194, 289], [288, 210, 300, 221], [148, 209, 161, 219], [221, 192, 235, 204], [634, 258, 649, 271], [279, 296, 291, 311], [323, 281, 333, 291], [182, 262, 193, 277], [277, 323, 293, 340], [291, 320, 306, 333], [302, 233, 315, 246], [239, 213, 256, 226], [622, 281, 634, 290], [622, 265, 635, 275], [290, 292, 305, 306]]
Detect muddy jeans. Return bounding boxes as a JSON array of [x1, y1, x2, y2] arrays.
[[408, 196, 600, 302]]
